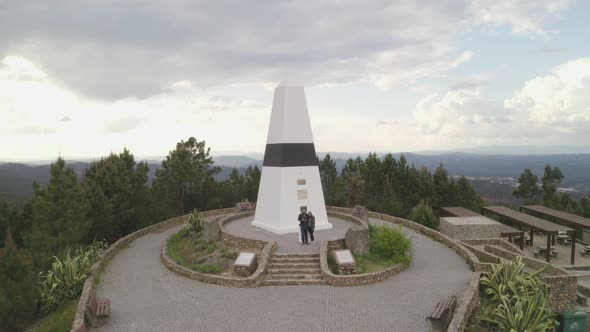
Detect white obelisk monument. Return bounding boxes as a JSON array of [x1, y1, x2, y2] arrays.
[[252, 85, 331, 234]]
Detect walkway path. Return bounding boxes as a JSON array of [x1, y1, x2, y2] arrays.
[[94, 215, 472, 331]]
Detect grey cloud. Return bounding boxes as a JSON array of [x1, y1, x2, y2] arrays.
[[0, 0, 570, 100], [103, 116, 142, 133], [451, 74, 495, 91], [59, 116, 72, 122]]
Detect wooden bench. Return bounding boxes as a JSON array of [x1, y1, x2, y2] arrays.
[[86, 294, 111, 327], [427, 296, 457, 331]]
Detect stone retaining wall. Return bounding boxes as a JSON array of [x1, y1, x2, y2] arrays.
[[161, 235, 276, 287], [447, 272, 481, 332], [484, 245, 568, 276], [319, 240, 408, 286], [460, 242, 501, 264], [460, 238, 523, 254], [71, 207, 237, 332]]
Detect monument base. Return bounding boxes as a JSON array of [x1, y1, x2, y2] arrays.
[[251, 220, 333, 234]]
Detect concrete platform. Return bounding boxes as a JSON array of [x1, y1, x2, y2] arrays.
[[224, 216, 355, 253]]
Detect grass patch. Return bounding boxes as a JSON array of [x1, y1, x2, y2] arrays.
[[167, 229, 237, 274], [29, 299, 78, 332], [354, 255, 395, 273]]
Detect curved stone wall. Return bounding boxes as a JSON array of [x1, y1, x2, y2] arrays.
[[161, 236, 276, 287], [319, 240, 408, 286], [71, 207, 237, 332]]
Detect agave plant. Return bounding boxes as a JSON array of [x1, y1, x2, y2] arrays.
[[480, 256, 547, 304], [486, 285, 559, 332], [186, 208, 204, 236], [38, 240, 108, 314]]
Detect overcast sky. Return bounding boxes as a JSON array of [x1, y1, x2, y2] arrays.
[[1, 0, 590, 161]]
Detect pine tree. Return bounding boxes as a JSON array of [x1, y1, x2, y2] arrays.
[[29, 158, 90, 268], [0, 229, 37, 331]]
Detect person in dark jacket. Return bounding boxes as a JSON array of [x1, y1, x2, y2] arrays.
[[307, 211, 315, 242], [298, 209, 309, 244]]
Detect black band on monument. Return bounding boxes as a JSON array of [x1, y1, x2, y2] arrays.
[[263, 143, 318, 167]]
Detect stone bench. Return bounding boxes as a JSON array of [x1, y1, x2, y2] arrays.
[[236, 202, 255, 212], [86, 293, 111, 327], [232, 252, 257, 277], [333, 249, 356, 275]]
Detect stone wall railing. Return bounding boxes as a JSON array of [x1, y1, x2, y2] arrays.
[[71, 207, 237, 332], [460, 242, 502, 264], [326, 206, 354, 214], [218, 211, 269, 250], [161, 235, 276, 288], [319, 240, 408, 286], [328, 211, 366, 227], [460, 238, 523, 254], [447, 272, 481, 332], [483, 245, 568, 276]]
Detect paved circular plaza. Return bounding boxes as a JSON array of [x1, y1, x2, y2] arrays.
[[94, 215, 471, 331]]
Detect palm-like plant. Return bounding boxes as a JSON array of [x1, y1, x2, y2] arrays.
[[478, 257, 557, 331], [480, 256, 546, 303], [489, 285, 558, 332], [186, 208, 204, 236]]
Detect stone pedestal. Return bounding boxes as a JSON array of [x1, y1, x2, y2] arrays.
[[203, 218, 221, 244], [352, 205, 368, 223], [232, 252, 258, 277], [333, 249, 356, 275], [345, 225, 369, 255]]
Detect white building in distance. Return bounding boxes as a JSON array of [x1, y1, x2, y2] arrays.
[[251, 85, 331, 234]]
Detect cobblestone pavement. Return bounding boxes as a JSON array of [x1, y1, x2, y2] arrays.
[[94, 215, 472, 332], [223, 216, 355, 253]]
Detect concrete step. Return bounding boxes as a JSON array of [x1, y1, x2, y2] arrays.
[[268, 262, 320, 269], [266, 274, 323, 280], [271, 257, 320, 264], [261, 279, 327, 286], [273, 253, 319, 259], [577, 292, 588, 306], [267, 268, 322, 275]]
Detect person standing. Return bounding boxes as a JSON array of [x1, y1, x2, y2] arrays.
[[298, 208, 309, 245], [307, 211, 315, 242]]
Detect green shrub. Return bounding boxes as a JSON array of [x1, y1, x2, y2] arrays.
[[408, 200, 437, 229], [369, 224, 412, 264], [38, 240, 108, 315], [191, 263, 222, 274]]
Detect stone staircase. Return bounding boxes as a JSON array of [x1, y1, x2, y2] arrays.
[[261, 252, 326, 286]]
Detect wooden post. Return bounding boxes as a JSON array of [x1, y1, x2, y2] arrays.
[[530, 229, 534, 246], [546, 234, 551, 263], [520, 232, 524, 251], [571, 235, 576, 265]]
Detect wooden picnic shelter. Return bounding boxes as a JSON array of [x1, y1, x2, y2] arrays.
[[440, 207, 525, 250], [482, 206, 576, 264], [521, 205, 590, 235]]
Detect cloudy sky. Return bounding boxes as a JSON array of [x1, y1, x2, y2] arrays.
[[1, 0, 590, 161]]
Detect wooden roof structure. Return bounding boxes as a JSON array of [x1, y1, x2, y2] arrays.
[[521, 205, 590, 230]]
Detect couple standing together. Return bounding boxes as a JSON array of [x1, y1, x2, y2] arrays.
[[297, 208, 315, 245]]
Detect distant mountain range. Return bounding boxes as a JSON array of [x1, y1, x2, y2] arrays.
[[2, 152, 589, 203]]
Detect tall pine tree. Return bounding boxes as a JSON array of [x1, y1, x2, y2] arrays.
[[0, 229, 36, 331]]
